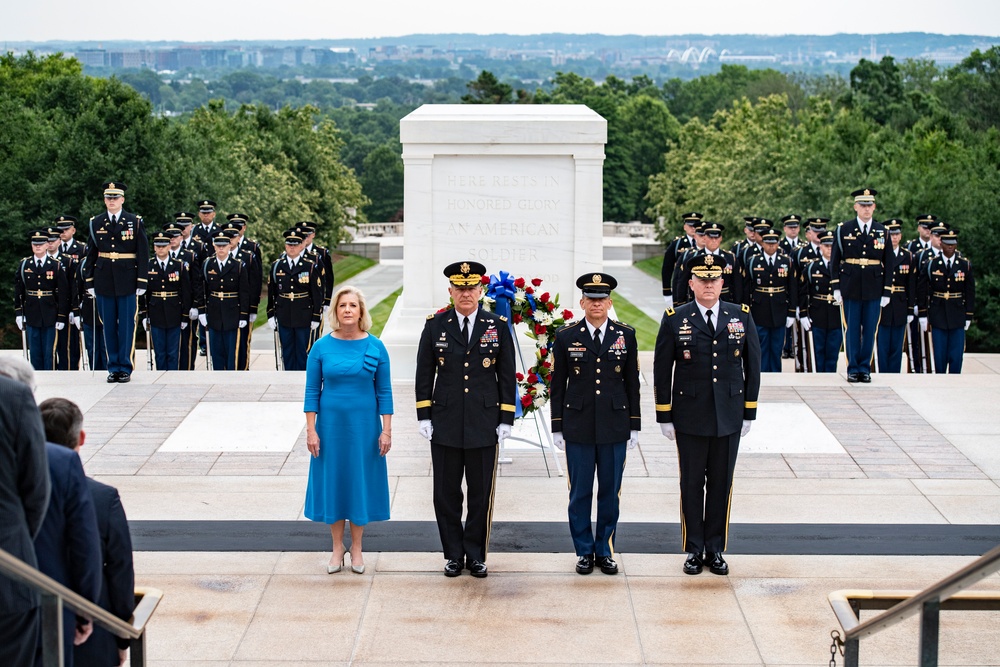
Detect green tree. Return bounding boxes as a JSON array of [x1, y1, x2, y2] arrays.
[[359, 143, 404, 222]]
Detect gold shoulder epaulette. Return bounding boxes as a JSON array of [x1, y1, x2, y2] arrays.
[[498, 315, 508, 323], [557, 320, 576, 331], [742, 304, 751, 313], [614, 320, 634, 331], [665, 307, 675, 317], [426, 314, 435, 320]]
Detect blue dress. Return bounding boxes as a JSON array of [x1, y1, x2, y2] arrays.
[[303, 334, 393, 525]]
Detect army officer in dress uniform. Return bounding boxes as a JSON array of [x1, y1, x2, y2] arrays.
[[82, 181, 148, 383], [267, 229, 323, 371], [876, 220, 916, 373], [798, 231, 843, 373], [415, 261, 516, 579], [140, 232, 192, 371], [550, 273, 640, 576], [654, 253, 761, 576], [198, 230, 251, 371], [15, 230, 70, 370], [742, 229, 796, 372], [918, 228, 975, 373]]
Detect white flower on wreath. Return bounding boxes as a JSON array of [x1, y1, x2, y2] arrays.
[[514, 289, 526, 304], [533, 382, 547, 396], [536, 334, 548, 347], [532, 394, 548, 410]]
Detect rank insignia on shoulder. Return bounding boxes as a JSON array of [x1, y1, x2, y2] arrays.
[[741, 304, 751, 313], [498, 315, 508, 322], [665, 307, 675, 316], [426, 314, 435, 320]]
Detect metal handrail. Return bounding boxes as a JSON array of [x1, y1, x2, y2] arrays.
[[829, 543, 1000, 665], [0, 547, 162, 663]]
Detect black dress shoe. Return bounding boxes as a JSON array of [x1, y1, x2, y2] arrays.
[[847, 372, 859, 383], [199, 347, 207, 356], [859, 373, 871, 383], [117, 372, 130, 383], [683, 552, 704, 575], [706, 552, 729, 576], [468, 560, 488, 578], [107, 373, 117, 383], [575, 554, 594, 575], [596, 555, 618, 575], [443, 559, 463, 577]]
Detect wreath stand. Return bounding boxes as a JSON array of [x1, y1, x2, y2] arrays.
[[498, 333, 564, 478]]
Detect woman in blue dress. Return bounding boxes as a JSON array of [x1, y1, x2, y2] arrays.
[[304, 285, 393, 574]]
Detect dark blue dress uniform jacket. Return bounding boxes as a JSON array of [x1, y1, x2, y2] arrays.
[[140, 257, 193, 328], [654, 302, 761, 437], [882, 248, 916, 327], [199, 257, 251, 331], [83, 211, 148, 296], [550, 320, 641, 445], [917, 255, 975, 330], [415, 308, 517, 450], [15, 255, 70, 327], [742, 253, 797, 328], [267, 255, 323, 328], [829, 219, 893, 301], [798, 259, 841, 330]]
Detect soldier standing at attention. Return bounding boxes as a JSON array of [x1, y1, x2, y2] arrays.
[[299, 221, 335, 342], [550, 273, 640, 576], [164, 220, 202, 370], [140, 232, 192, 371], [415, 261, 516, 579], [876, 220, 915, 373], [918, 228, 975, 374], [904, 215, 937, 372], [661, 212, 703, 309], [798, 231, 843, 373], [654, 253, 760, 576], [46, 225, 81, 371], [15, 230, 70, 371], [267, 229, 323, 371], [829, 188, 893, 383], [742, 229, 796, 372], [198, 230, 250, 371], [83, 182, 148, 383], [223, 216, 262, 370]]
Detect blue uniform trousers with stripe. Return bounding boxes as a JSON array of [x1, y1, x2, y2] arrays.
[[565, 440, 627, 558], [96, 293, 137, 375]]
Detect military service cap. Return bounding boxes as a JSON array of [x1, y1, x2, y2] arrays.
[[444, 261, 487, 288], [283, 229, 304, 245], [761, 229, 780, 243], [818, 230, 834, 245], [753, 220, 772, 234], [197, 199, 216, 212], [743, 216, 758, 228], [226, 212, 249, 226], [54, 215, 77, 230], [688, 253, 728, 280], [681, 212, 704, 224], [30, 230, 49, 245], [174, 212, 194, 224], [211, 230, 233, 245], [916, 214, 938, 228], [931, 220, 950, 235], [702, 221, 724, 237], [807, 217, 830, 231], [884, 219, 903, 233], [851, 188, 877, 203], [941, 228, 959, 245], [781, 214, 801, 227], [576, 272, 618, 298], [44, 227, 60, 241], [296, 221, 317, 234], [162, 222, 183, 237], [152, 232, 171, 247], [103, 181, 126, 197]]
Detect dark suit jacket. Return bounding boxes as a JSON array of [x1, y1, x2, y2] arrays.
[[0, 376, 49, 614], [550, 320, 641, 444], [829, 219, 893, 301], [34, 443, 102, 667], [654, 301, 761, 437], [74, 478, 134, 665], [415, 307, 516, 449], [84, 211, 149, 297]]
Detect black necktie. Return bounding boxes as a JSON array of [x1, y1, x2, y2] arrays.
[[706, 309, 714, 332], [594, 327, 602, 347], [461, 316, 470, 344], [111, 215, 118, 225]]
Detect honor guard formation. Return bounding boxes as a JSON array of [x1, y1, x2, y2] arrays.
[[13, 184, 332, 378]]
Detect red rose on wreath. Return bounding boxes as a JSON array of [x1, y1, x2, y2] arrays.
[[513, 313, 522, 324], [539, 347, 548, 357], [516, 372, 524, 382], [480, 275, 490, 285], [527, 372, 539, 383], [562, 309, 574, 320], [539, 292, 550, 303], [514, 277, 526, 288], [531, 278, 542, 287], [520, 394, 533, 407], [525, 286, 534, 295], [546, 302, 556, 312], [534, 324, 546, 335]]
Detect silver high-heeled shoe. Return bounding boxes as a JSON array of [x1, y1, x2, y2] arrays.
[[349, 552, 365, 574], [327, 556, 344, 574]]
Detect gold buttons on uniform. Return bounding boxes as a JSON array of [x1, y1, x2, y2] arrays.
[[713, 340, 718, 345], [464, 362, 469, 367], [596, 379, 601, 385], [713, 378, 717, 382], [596, 358, 601, 363], [596, 368, 601, 374], [464, 388, 469, 393], [596, 390, 601, 395], [713, 352, 717, 357], [464, 375, 469, 380], [713, 365, 717, 370]]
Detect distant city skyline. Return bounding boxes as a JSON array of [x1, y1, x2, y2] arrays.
[[4, 0, 1000, 43]]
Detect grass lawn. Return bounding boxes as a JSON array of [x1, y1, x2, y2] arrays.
[[634, 255, 663, 281], [611, 293, 660, 351], [369, 287, 402, 337]]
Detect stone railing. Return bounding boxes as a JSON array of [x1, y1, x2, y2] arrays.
[[353, 222, 404, 238], [603, 222, 657, 238]]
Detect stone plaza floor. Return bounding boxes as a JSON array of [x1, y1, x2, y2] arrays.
[[17, 350, 1000, 666]]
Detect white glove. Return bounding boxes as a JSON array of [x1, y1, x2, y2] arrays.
[[800, 316, 812, 332], [198, 314, 208, 327], [72, 314, 82, 330], [552, 433, 565, 451], [965, 320, 971, 331], [795, 307, 801, 318], [267, 317, 277, 330], [180, 321, 188, 330], [136, 288, 146, 296], [880, 296, 891, 308], [907, 315, 914, 324], [833, 289, 842, 305], [15, 315, 24, 330], [418, 419, 433, 441], [142, 318, 149, 331], [189, 308, 199, 320], [660, 423, 675, 440], [87, 288, 96, 298], [913, 305, 919, 317], [664, 295, 674, 309], [785, 316, 795, 329], [238, 319, 247, 328], [497, 424, 512, 444], [55, 322, 65, 331], [310, 321, 320, 330], [919, 317, 928, 333], [627, 430, 639, 450], [741, 420, 752, 437], [323, 305, 330, 314]]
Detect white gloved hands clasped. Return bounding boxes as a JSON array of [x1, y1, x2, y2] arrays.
[[660, 423, 675, 440], [238, 319, 247, 329], [418, 419, 433, 441]]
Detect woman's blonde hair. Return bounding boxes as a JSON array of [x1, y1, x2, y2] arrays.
[[328, 285, 373, 332]]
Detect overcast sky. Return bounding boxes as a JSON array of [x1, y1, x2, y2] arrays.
[[4, 0, 999, 42]]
